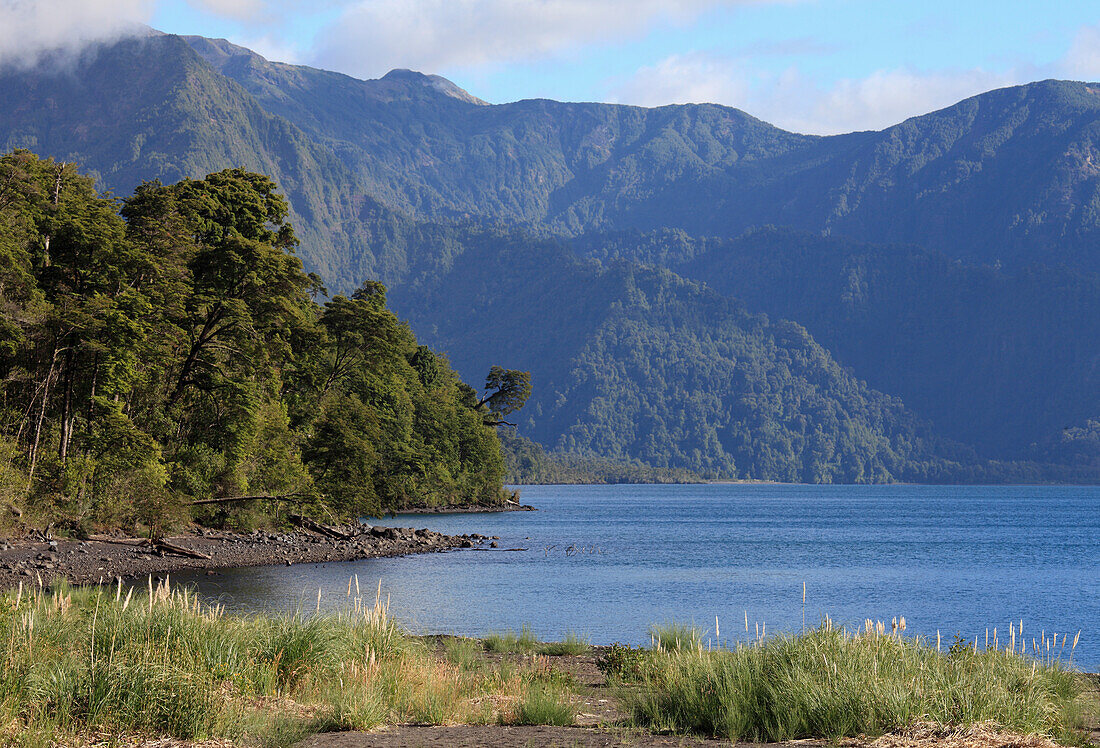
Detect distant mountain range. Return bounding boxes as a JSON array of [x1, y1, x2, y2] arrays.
[[3, 31, 1098, 482]]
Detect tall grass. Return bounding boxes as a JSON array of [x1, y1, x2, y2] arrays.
[[627, 621, 1090, 744], [0, 579, 575, 747]]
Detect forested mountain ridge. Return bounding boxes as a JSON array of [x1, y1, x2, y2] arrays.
[[7, 35, 1100, 278], [178, 34, 812, 237], [677, 228, 1100, 459], [170, 38, 1100, 273], [3, 33, 1099, 482]]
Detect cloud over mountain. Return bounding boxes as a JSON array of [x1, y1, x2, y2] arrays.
[[613, 52, 1022, 135], [308, 0, 790, 78], [0, 0, 152, 68]]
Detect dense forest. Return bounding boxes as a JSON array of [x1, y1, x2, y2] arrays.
[[571, 227, 1100, 465], [0, 151, 519, 533]]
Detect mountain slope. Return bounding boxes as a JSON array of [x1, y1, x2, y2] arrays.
[[576, 227, 1100, 458], [389, 232, 951, 482], [0, 33, 429, 288], [181, 34, 812, 235], [9, 35, 1100, 278]]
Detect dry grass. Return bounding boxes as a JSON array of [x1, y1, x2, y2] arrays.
[[49, 735, 237, 748], [870, 720, 1062, 748]]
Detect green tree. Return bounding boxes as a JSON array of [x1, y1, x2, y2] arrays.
[[476, 367, 532, 426]]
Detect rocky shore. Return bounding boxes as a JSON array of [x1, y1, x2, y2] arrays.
[[0, 523, 494, 589]]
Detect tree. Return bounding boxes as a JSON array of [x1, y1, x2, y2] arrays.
[[476, 366, 531, 426]]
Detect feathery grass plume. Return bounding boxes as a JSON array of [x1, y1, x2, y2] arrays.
[[650, 623, 702, 653]]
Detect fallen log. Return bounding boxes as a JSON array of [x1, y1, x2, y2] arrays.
[[188, 493, 306, 506], [87, 535, 148, 547], [153, 540, 211, 560], [289, 514, 353, 540], [86, 536, 211, 560]]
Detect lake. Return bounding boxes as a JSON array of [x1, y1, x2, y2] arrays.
[[173, 483, 1100, 670]]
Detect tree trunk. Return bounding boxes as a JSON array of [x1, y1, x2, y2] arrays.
[[27, 346, 60, 487], [58, 346, 74, 461]]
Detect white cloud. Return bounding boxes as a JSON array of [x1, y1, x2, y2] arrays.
[[186, 0, 266, 22], [614, 52, 750, 107], [793, 68, 1018, 134], [0, 0, 154, 69], [237, 34, 302, 63], [612, 52, 1022, 134], [309, 0, 795, 80], [1062, 23, 1100, 80]]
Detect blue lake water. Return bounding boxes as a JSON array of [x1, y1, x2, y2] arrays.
[[173, 484, 1100, 670]]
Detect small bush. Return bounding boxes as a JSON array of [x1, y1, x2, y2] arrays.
[[597, 642, 648, 682]]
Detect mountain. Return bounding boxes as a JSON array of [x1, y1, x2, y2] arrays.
[[573, 227, 1100, 460], [7, 36, 1100, 277], [2, 32, 1099, 481]]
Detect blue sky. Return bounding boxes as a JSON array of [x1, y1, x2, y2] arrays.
[[5, 0, 1100, 134]]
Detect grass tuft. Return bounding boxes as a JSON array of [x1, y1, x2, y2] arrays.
[[483, 624, 540, 653], [538, 632, 591, 656], [511, 683, 575, 726]]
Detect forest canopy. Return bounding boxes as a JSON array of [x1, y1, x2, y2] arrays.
[[0, 150, 517, 534]]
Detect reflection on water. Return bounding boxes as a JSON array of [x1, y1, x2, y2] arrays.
[[172, 484, 1100, 670]]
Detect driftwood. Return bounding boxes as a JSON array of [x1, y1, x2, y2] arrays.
[[87, 535, 147, 547], [153, 540, 211, 560], [86, 535, 212, 560], [289, 514, 353, 540], [188, 493, 306, 506]]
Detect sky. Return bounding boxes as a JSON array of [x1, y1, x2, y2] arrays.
[[3, 0, 1100, 134]]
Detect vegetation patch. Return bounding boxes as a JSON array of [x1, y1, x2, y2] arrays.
[[623, 621, 1090, 744], [0, 581, 579, 748]]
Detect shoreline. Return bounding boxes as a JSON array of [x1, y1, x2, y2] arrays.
[[0, 523, 493, 589]]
